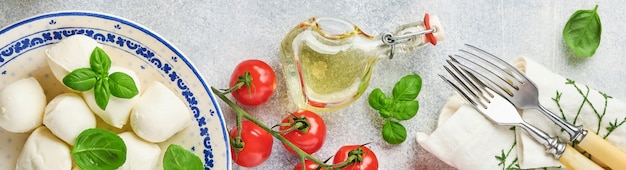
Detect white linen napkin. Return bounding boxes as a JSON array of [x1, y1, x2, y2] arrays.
[[417, 57, 626, 169]]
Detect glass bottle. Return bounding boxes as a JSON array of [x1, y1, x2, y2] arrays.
[[279, 13, 445, 112]]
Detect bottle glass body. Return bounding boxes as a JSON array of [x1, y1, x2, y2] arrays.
[[280, 17, 432, 112]]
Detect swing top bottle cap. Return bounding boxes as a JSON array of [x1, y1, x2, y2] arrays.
[[429, 15, 445, 42], [422, 14, 444, 46]]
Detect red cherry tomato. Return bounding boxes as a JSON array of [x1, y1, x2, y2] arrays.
[[229, 59, 276, 106], [229, 120, 273, 167], [333, 145, 378, 170], [293, 160, 327, 170], [279, 110, 327, 155]]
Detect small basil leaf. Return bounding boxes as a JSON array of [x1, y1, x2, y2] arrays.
[[72, 128, 126, 170], [368, 88, 392, 110], [90, 47, 112, 75], [382, 120, 407, 144], [379, 109, 392, 119], [163, 144, 204, 170], [392, 74, 422, 101], [63, 68, 98, 91], [563, 5, 602, 57], [109, 72, 139, 99], [383, 98, 394, 108], [391, 100, 419, 121], [94, 78, 111, 110]]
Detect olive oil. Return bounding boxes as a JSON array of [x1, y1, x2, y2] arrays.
[[280, 16, 444, 112], [297, 38, 380, 106]]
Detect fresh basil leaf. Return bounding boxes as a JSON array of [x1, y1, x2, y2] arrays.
[[382, 120, 406, 144], [391, 100, 419, 121], [72, 128, 126, 170], [379, 109, 392, 119], [163, 144, 204, 170], [109, 72, 139, 99], [563, 5, 602, 57], [94, 78, 111, 110], [368, 88, 392, 110], [90, 47, 112, 75], [63, 68, 98, 91], [368, 88, 386, 110], [392, 74, 422, 101]]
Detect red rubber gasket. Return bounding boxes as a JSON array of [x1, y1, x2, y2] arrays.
[[424, 13, 437, 45]]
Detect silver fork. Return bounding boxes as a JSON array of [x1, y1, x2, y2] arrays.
[[440, 59, 602, 170], [451, 44, 626, 169]]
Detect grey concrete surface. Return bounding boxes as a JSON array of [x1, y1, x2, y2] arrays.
[[1, 1, 621, 169]]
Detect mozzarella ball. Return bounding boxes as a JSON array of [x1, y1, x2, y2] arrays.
[[15, 126, 72, 170], [117, 132, 161, 170], [43, 93, 96, 145], [131, 82, 191, 143], [83, 67, 140, 128], [0, 77, 46, 133], [45, 34, 100, 84]]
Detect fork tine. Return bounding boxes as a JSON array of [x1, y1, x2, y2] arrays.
[[464, 44, 530, 84], [449, 55, 510, 91], [446, 59, 496, 98], [453, 51, 521, 92], [439, 74, 478, 106], [444, 59, 480, 98], [440, 68, 476, 105], [459, 65, 495, 98], [442, 58, 493, 109], [448, 55, 513, 99]]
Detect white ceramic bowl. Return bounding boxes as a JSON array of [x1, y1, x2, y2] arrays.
[[0, 11, 230, 169]]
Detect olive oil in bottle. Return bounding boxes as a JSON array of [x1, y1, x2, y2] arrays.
[[280, 14, 444, 112]]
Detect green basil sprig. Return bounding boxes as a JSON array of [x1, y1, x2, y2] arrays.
[[63, 47, 139, 110], [368, 74, 422, 144], [163, 144, 204, 170], [563, 5, 602, 57], [72, 128, 127, 170]]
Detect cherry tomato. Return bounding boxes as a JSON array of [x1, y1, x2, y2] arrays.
[[279, 110, 327, 155], [293, 160, 327, 170], [332, 145, 378, 170], [229, 120, 273, 167], [229, 59, 276, 106]]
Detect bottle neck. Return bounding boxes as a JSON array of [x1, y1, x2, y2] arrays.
[[380, 21, 435, 59]]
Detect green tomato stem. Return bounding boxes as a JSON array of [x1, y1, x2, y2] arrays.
[[211, 87, 335, 168], [222, 71, 254, 95], [273, 122, 292, 128], [277, 123, 300, 134], [330, 154, 359, 169], [277, 119, 309, 134], [300, 156, 306, 170], [235, 106, 243, 141], [221, 80, 245, 94]]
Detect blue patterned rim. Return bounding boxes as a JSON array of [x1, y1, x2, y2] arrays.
[[0, 11, 231, 170]]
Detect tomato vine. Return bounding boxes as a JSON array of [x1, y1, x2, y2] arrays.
[[212, 87, 373, 169]]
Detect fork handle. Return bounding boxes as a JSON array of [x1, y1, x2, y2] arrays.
[[559, 144, 603, 170], [577, 131, 626, 169]]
